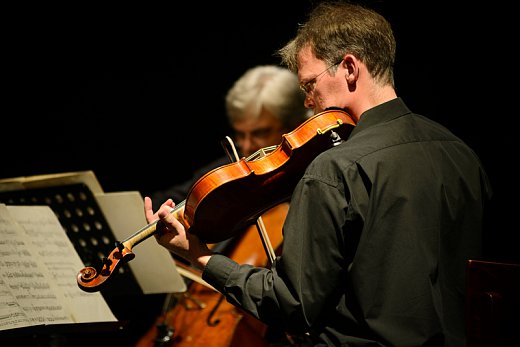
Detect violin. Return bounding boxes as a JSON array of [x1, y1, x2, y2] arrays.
[[76, 109, 355, 292]]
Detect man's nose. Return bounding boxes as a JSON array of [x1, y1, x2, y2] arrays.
[[238, 136, 257, 157]]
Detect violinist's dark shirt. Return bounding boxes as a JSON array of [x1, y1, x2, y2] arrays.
[[203, 98, 492, 346]]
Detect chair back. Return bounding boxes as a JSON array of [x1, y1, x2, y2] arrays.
[[466, 259, 520, 347]]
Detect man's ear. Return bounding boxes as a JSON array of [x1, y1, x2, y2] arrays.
[[343, 54, 358, 84]]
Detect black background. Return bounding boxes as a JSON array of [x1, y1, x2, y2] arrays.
[[2, 1, 517, 261]]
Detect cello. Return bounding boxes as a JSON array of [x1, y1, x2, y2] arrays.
[[76, 108, 355, 293], [134, 203, 288, 347], [135, 137, 288, 347]]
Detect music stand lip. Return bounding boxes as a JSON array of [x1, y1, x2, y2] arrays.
[[0, 320, 127, 338]]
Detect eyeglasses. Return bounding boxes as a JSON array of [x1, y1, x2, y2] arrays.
[[299, 60, 342, 96]]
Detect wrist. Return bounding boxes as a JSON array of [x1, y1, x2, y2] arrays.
[[193, 254, 212, 270]]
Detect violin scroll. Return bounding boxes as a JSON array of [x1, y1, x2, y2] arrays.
[[76, 204, 185, 292], [77, 242, 135, 292]]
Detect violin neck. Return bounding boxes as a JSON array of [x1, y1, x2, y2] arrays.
[[123, 200, 187, 250]]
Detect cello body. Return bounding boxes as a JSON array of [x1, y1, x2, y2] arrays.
[[135, 203, 288, 347], [135, 282, 265, 347]]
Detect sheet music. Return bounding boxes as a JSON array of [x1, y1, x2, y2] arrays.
[[5, 205, 117, 323], [0, 274, 32, 330], [0, 204, 72, 331]]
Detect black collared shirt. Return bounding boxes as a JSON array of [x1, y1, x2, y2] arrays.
[[203, 98, 492, 346]]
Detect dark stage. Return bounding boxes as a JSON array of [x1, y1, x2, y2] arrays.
[[1, 0, 517, 344], [3, 1, 515, 259]]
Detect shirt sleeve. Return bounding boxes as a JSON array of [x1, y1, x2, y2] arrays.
[[202, 171, 349, 334]]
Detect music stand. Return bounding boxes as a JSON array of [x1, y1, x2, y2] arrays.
[[0, 182, 142, 297]]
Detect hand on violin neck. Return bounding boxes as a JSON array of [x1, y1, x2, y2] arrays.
[[144, 196, 213, 270]]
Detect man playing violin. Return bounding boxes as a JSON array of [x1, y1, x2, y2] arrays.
[[145, 2, 492, 346]]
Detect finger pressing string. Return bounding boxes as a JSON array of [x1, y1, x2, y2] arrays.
[[155, 220, 167, 237]]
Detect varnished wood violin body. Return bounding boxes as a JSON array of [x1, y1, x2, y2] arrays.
[[185, 109, 355, 243]]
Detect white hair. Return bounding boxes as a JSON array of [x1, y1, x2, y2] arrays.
[[225, 65, 311, 130]]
